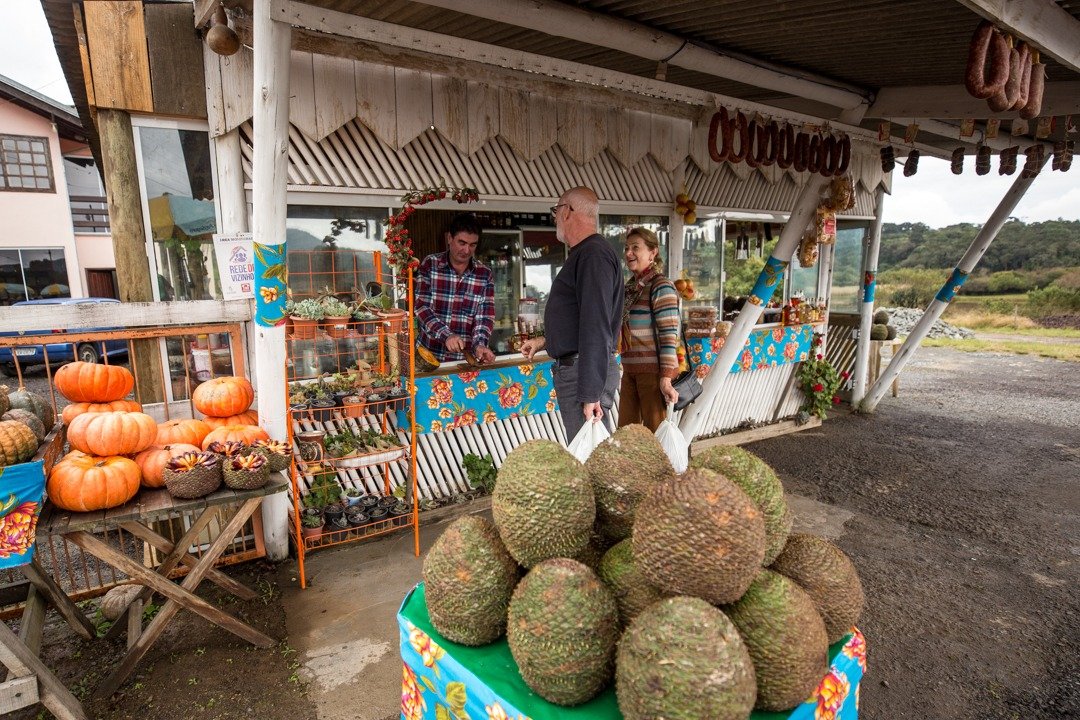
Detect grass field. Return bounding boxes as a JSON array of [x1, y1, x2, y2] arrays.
[[923, 337, 1080, 362]]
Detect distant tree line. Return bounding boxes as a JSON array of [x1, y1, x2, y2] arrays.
[[879, 219, 1080, 272]]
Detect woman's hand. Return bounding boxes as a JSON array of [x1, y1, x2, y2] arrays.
[[659, 377, 679, 405], [519, 336, 545, 360]]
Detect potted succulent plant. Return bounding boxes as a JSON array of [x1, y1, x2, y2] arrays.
[[320, 297, 353, 339], [301, 512, 324, 540], [343, 487, 364, 506], [307, 382, 336, 423], [289, 298, 325, 339]]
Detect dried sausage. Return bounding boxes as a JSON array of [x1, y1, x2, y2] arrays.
[[776, 123, 795, 169], [807, 133, 822, 174], [1020, 52, 1045, 120], [759, 121, 779, 166], [965, 21, 1010, 99], [903, 150, 920, 177], [976, 144, 992, 175], [988, 41, 1022, 112], [880, 145, 895, 173], [744, 119, 761, 168], [794, 132, 810, 172], [951, 147, 965, 175], [834, 134, 851, 176], [819, 135, 837, 176], [708, 108, 731, 163], [729, 112, 750, 164], [999, 146, 1018, 175], [1010, 43, 1032, 110]]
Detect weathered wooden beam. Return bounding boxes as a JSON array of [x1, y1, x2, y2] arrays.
[[0, 622, 88, 720], [411, 0, 868, 110], [867, 81, 1080, 120], [193, 0, 218, 29], [0, 299, 253, 333], [955, 0, 1080, 73], [95, 108, 164, 403]]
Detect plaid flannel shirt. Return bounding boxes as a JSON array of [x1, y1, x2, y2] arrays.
[[415, 251, 495, 361]]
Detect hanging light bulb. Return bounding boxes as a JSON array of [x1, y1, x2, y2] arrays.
[[207, 4, 241, 56]]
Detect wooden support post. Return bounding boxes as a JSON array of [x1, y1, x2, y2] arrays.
[[851, 186, 885, 404], [680, 174, 830, 440], [252, 0, 293, 561], [97, 108, 164, 403], [860, 155, 1049, 412], [667, 161, 685, 280]]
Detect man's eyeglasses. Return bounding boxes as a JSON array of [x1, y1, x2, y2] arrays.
[[550, 203, 572, 217]]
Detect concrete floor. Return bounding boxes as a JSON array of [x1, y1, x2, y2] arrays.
[[279, 493, 851, 720]]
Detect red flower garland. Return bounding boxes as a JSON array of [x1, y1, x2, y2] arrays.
[[385, 185, 480, 281]]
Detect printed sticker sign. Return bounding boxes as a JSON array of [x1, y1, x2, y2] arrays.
[[213, 233, 255, 300]]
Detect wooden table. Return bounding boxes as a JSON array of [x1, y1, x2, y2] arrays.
[[870, 338, 903, 397], [36, 474, 288, 699]]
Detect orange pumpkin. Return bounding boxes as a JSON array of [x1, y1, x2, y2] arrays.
[[53, 361, 135, 403], [47, 455, 141, 512], [201, 424, 269, 449], [134, 443, 201, 488], [192, 377, 254, 418], [155, 418, 211, 447], [66, 411, 158, 457], [61, 399, 143, 425], [202, 410, 259, 429]]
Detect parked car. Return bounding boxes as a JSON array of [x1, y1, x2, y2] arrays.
[[0, 298, 129, 377]]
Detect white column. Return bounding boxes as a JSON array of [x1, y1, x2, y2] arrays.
[[851, 186, 885, 404], [252, 0, 292, 561], [680, 173, 830, 440], [214, 129, 248, 234], [860, 156, 1048, 412], [667, 162, 686, 279]]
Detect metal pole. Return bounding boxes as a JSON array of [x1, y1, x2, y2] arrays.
[[860, 155, 1049, 412], [851, 186, 885, 404], [252, 0, 293, 561], [680, 174, 830, 440]]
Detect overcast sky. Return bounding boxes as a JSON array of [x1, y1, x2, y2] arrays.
[[3, 0, 1078, 229]]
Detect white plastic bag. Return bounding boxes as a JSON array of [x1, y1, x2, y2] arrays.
[[566, 419, 611, 463], [655, 403, 689, 473]]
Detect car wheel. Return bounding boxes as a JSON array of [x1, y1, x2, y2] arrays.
[[0, 363, 17, 377], [76, 343, 101, 364]]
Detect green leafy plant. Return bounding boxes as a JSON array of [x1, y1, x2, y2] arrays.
[[301, 513, 324, 528], [302, 471, 341, 509], [320, 296, 351, 317], [796, 334, 846, 420], [462, 453, 497, 494], [289, 298, 325, 320]]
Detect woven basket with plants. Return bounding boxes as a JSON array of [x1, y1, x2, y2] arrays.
[[163, 451, 222, 499], [252, 438, 292, 472], [223, 452, 270, 491]]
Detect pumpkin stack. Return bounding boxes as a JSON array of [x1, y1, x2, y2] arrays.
[[193, 376, 260, 429], [47, 362, 155, 512]]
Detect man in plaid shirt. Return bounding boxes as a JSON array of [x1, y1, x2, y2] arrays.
[[416, 213, 497, 363]]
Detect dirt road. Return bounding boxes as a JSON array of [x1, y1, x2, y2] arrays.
[[750, 347, 1080, 720]]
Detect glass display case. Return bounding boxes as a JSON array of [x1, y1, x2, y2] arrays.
[[477, 230, 523, 354]]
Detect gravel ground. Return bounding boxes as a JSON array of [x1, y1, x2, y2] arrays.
[[750, 346, 1079, 720]]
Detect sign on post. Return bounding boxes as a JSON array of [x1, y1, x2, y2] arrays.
[[213, 233, 256, 300]]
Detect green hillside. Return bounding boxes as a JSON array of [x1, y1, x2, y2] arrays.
[[879, 219, 1080, 272]]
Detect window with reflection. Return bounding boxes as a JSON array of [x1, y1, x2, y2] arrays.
[[138, 127, 219, 301], [830, 224, 869, 313], [681, 220, 723, 307], [286, 205, 389, 298], [599, 215, 668, 278], [788, 252, 821, 301], [0, 248, 68, 304]]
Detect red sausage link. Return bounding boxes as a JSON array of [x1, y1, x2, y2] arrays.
[[776, 123, 795, 169], [807, 134, 822, 174], [834, 135, 851, 176], [793, 132, 809, 172], [729, 112, 750, 164], [745, 120, 761, 168]]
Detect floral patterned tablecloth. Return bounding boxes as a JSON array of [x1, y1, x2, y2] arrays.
[[399, 582, 866, 720], [0, 459, 47, 569], [687, 323, 819, 378], [412, 361, 556, 435]]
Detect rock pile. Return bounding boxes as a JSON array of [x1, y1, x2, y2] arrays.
[[878, 307, 975, 340]]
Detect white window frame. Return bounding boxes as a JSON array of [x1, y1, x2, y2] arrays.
[[130, 117, 221, 303]]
